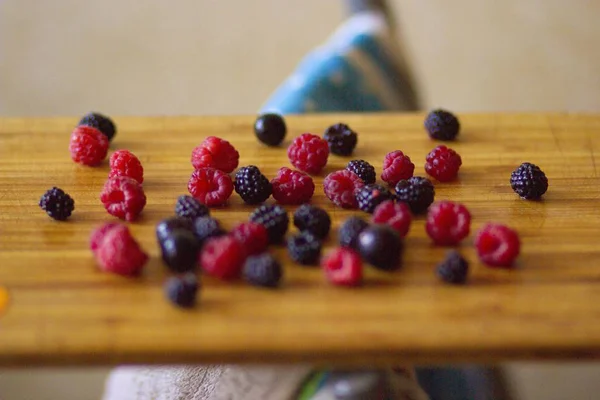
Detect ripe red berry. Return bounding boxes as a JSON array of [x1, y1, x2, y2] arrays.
[[372, 200, 412, 238], [93, 223, 148, 276], [321, 247, 363, 287], [270, 167, 315, 205], [100, 176, 147, 221], [199, 235, 246, 280], [425, 145, 462, 182], [381, 150, 415, 186], [89, 222, 120, 254], [475, 224, 520, 267], [323, 170, 364, 208], [69, 125, 109, 166], [187, 167, 234, 207], [287, 133, 329, 174], [231, 222, 269, 256], [109, 150, 144, 184], [191, 136, 239, 173], [425, 201, 471, 245]]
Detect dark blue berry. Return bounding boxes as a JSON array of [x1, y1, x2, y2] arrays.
[[160, 230, 200, 273], [165, 273, 199, 308], [346, 159, 376, 184], [323, 123, 358, 156], [193, 217, 226, 246], [424, 109, 460, 141], [254, 113, 287, 146], [39, 187, 75, 221], [287, 231, 322, 265], [156, 217, 194, 242], [358, 225, 402, 271], [510, 162, 548, 200], [78, 112, 116, 141], [175, 195, 209, 220], [355, 184, 394, 214], [338, 216, 369, 249], [395, 176, 435, 214], [250, 205, 289, 244], [243, 253, 283, 288], [234, 165, 272, 204], [436, 251, 469, 284], [293, 204, 331, 239]]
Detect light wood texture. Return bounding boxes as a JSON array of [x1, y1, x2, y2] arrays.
[[1, 113, 600, 367]]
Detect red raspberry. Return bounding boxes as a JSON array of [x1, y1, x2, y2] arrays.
[[287, 133, 329, 174], [100, 176, 147, 221], [109, 150, 144, 184], [231, 222, 268, 256], [323, 170, 364, 208], [321, 247, 363, 286], [270, 167, 315, 205], [372, 200, 412, 238], [191, 136, 239, 173], [381, 150, 415, 186], [425, 145, 462, 182], [69, 125, 109, 166], [187, 167, 234, 207], [475, 223, 520, 267], [89, 222, 120, 254], [426, 201, 471, 245], [93, 224, 148, 276], [199, 235, 246, 280]]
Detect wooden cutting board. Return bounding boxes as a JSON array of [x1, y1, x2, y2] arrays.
[[1, 113, 600, 367]]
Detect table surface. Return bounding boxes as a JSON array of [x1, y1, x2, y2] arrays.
[[1, 113, 600, 367]]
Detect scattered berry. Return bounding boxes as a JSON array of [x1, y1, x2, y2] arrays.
[[108, 150, 144, 184], [436, 251, 469, 284], [199, 235, 246, 280], [249, 204, 289, 244], [100, 176, 146, 221], [90, 222, 120, 254], [93, 224, 148, 276], [165, 273, 199, 308], [175, 195, 210, 220], [372, 200, 412, 237], [510, 162, 548, 200], [355, 184, 394, 214], [287, 231, 322, 265], [424, 109, 460, 141], [287, 133, 329, 174], [381, 150, 415, 186], [69, 125, 109, 166], [254, 113, 287, 146], [187, 167, 234, 207], [346, 160, 376, 184], [323, 170, 364, 208], [78, 112, 116, 141], [160, 230, 200, 273], [243, 253, 283, 288], [424, 145, 462, 182], [425, 201, 471, 246], [231, 222, 269, 256], [39, 187, 75, 221], [475, 224, 520, 267], [193, 216, 226, 246], [191, 136, 239, 173], [293, 204, 331, 239], [234, 165, 272, 204], [321, 247, 363, 287], [323, 123, 358, 156], [338, 216, 369, 249], [156, 217, 194, 242], [270, 167, 315, 205], [394, 176, 435, 214], [357, 225, 402, 271]]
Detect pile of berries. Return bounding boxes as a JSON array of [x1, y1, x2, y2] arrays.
[[44, 109, 547, 307]]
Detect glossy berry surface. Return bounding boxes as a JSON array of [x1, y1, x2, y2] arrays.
[[191, 136, 239, 173], [175, 195, 210, 220], [254, 113, 287, 146], [437, 251, 469, 284], [323, 123, 358, 156], [338, 216, 369, 249], [249, 204, 289, 244], [293, 204, 331, 239], [156, 217, 194, 242], [160, 230, 200, 273], [346, 159, 376, 184], [394, 176, 435, 215], [381, 150, 415, 186], [69, 125, 109, 166], [79, 112, 116, 141], [287, 231, 322, 265], [243, 253, 283, 288], [425, 201, 471, 246], [108, 150, 144, 184], [188, 167, 234, 207], [357, 225, 402, 271], [424, 109, 460, 141], [425, 145, 462, 182], [323, 169, 364, 209], [100, 176, 146, 221], [234, 165, 272, 204], [287, 133, 329, 174], [192, 216, 226, 246], [231, 222, 269, 256], [165, 273, 199, 308], [199, 235, 246, 280], [371, 200, 412, 238], [510, 162, 548, 200], [321, 247, 363, 287], [475, 224, 521, 267], [39, 187, 75, 221], [270, 167, 315, 205], [355, 184, 395, 214]]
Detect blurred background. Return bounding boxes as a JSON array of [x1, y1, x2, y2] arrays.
[[1, 0, 599, 399]]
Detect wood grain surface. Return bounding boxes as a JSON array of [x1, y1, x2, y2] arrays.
[[1, 113, 600, 367]]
